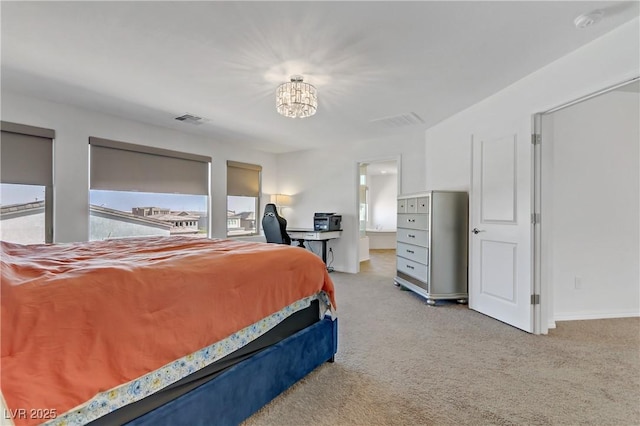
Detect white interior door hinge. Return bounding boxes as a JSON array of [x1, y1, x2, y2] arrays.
[[531, 134, 541, 145], [531, 294, 540, 305], [531, 213, 540, 224]]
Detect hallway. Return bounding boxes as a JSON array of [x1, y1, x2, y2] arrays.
[[359, 249, 395, 277]]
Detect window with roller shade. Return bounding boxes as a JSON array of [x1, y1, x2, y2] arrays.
[[89, 137, 211, 240], [227, 161, 261, 237], [0, 121, 54, 244]]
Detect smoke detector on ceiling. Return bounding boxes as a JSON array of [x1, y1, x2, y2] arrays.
[[574, 10, 604, 29]]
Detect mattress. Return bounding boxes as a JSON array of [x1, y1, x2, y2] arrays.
[[1, 237, 336, 426]]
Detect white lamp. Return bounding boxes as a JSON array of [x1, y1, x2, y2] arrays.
[[270, 194, 291, 207]]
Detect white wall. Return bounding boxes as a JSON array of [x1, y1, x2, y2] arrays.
[[368, 173, 397, 231], [425, 18, 640, 323], [277, 134, 425, 273], [0, 212, 45, 244], [0, 92, 278, 243], [89, 214, 170, 240], [546, 90, 639, 320]]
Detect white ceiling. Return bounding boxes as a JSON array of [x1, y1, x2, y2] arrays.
[[2, 1, 638, 154]]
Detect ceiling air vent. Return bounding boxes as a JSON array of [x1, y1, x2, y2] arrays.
[[174, 114, 204, 125], [370, 112, 425, 128]]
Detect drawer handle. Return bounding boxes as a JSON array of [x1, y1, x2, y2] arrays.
[[406, 249, 414, 254], [406, 265, 414, 270], [408, 219, 416, 223], [408, 234, 416, 238]]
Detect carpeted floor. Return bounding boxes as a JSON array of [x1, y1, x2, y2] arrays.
[[243, 250, 640, 426]]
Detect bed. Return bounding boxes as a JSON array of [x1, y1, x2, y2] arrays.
[[0, 236, 337, 426]]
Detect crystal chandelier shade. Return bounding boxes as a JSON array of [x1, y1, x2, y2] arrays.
[[276, 75, 317, 118]]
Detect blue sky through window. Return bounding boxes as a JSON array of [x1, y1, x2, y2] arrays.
[[1, 185, 258, 216], [0, 184, 45, 205]]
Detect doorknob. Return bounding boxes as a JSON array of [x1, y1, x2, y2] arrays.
[[472, 228, 485, 234]]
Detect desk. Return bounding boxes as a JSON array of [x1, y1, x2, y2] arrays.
[[287, 228, 342, 267]]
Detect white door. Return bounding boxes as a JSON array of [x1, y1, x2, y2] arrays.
[[469, 131, 533, 332]]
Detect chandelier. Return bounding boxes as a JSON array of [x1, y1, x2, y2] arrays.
[[276, 75, 317, 118]]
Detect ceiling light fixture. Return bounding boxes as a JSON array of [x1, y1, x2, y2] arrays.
[[276, 75, 317, 119]]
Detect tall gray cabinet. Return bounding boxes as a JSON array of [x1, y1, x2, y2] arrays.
[[394, 191, 469, 305]]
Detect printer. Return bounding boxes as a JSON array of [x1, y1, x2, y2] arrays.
[[314, 213, 342, 231]]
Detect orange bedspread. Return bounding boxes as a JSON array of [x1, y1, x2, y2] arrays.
[[0, 237, 335, 425]]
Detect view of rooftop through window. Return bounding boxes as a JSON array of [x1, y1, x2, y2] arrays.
[[89, 190, 209, 240], [0, 183, 48, 244], [227, 195, 258, 236], [1, 185, 262, 242]]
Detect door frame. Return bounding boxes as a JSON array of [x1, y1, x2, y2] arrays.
[[354, 155, 402, 273], [532, 76, 639, 334]]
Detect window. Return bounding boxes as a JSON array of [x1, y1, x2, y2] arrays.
[[227, 161, 261, 236], [0, 122, 54, 244], [89, 137, 211, 241], [0, 184, 48, 244], [89, 190, 208, 240], [359, 164, 368, 238]]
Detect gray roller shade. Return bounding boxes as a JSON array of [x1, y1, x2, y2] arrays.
[[227, 161, 261, 197], [1, 122, 54, 186], [90, 137, 211, 195]]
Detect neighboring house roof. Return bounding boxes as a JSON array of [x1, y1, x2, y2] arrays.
[[2, 202, 202, 233], [227, 211, 255, 220], [152, 214, 199, 222], [90, 205, 171, 230], [0, 200, 45, 219]]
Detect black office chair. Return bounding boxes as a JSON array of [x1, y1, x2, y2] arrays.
[[262, 203, 291, 245]]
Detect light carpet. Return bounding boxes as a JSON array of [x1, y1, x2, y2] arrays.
[[243, 253, 640, 425]]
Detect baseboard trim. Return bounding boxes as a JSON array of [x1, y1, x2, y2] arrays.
[[554, 311, 640, 321]]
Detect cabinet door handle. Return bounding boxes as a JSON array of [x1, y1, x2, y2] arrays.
[[406, 249, 414, 254], [406, 265, 414, 270]]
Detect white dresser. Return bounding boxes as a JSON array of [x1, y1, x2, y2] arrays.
[[395, 191, 468, 305]]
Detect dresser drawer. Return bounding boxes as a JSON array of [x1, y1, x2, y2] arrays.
[[397, 256, 428, 282], [397, 199, 407, 213], [406, 197, 418, 213], [417, 197, 429, 213], [397, 213, 429, 230], [397, 242, 428, 265], [396, 228, 429, 246]]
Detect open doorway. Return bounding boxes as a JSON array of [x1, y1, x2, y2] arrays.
[[357, 158, 399, 272], [534, 77, 639, 333]]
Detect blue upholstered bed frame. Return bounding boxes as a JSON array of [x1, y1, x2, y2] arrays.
[[126, 316, 338, 426]]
